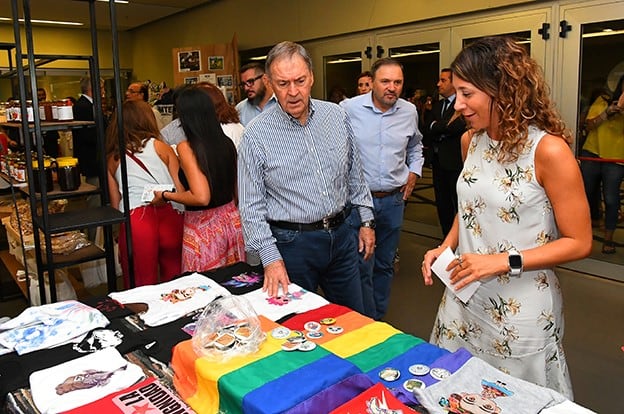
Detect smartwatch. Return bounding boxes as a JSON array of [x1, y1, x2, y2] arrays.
[[508, 248, 523, 276], [360, 220, 376, 229]]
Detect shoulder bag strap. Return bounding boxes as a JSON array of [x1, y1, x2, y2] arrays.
[[125, 149, 158, 183]]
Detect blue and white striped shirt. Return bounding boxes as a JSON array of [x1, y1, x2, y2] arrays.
[[238, 98, 374, 266]]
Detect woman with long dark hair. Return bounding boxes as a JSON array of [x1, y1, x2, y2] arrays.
[[106, 100, 184, 287], [155, 85, 245, 271]]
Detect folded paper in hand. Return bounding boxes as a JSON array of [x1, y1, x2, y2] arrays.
[[431, 247, 480, 303], [141, 184, 174, 203]]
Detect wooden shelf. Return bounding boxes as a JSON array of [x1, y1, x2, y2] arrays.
[[0, 249, 27, 298], [0, 120, 94, 132], [0, 249, 92, 301], [0, 173, 99, 199]]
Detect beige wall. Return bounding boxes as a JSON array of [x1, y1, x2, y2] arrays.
[[129, 0, 536, 87], [0, 24, 133, 69], [1, 0, 535, 93]]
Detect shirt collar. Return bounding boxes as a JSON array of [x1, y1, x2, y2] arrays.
[[277, 98, 315, 126], [362, 91, 400, 115]]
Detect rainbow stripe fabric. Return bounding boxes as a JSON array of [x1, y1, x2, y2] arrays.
[[171, 304, 448, 413]]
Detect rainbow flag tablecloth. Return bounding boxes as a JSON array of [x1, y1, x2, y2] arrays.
[[171, 304, 447, 414]]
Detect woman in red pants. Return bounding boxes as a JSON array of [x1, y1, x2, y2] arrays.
[[106, 100, 184, 288]]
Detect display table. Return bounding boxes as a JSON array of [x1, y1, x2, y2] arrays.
[[0, 262, 595, 414]]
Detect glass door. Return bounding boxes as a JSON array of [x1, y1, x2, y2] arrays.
[[374, 27, 451, 238], [558, 1, 624, 278], [451, 8, 551, 80], [308, 35, 373, 101]]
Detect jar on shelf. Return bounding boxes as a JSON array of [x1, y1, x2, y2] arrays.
[[7, 100, 21, 122], [32, 158, 54, 192], [0, 101, 7, 123], [56, 157, 80, 191], [15, 160, 26, 182], [25, 100, 34, 122], [56, 99, 73, 121], [39, 101, 53, 122]]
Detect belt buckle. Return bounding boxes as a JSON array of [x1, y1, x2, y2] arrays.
[[322, 216, 331, 230]]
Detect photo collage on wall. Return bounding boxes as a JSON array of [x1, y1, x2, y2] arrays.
[[175, 50, 234, 104]]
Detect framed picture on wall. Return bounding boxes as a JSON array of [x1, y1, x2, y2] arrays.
[[217, 75, 233, 88], [199, 73, 217, 84], [178, 50, 201, 72], [209, 56, 225, 70], [184, 77, 198, 85]]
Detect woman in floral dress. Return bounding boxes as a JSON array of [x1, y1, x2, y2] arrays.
[[421, 37, 592, 399]]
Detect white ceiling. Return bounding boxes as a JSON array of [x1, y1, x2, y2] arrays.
[[1, 0, 213, 31]]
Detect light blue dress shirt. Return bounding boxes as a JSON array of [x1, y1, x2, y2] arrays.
[[340, 92, 424, 191], [238, 99, 374, 265], [235, 95, 278, 126]]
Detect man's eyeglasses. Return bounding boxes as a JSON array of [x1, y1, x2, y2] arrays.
[[240, 74, 263, 88]]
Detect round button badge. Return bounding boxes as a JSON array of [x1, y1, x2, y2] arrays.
[[408, 364, 430, 376], [306, 331, 324, 339], [430, 367, 451, 381], [403, 378, 426, 392], [304, 321, 321, 332], [378, 367, 401, 382], [271, 327, 291, 340], [319, 317, 336, 325], [326, 325, 344, 334], [298, 340, 317, 351]]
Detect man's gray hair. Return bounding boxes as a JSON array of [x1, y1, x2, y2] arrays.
[[265, 41, 313, 78]]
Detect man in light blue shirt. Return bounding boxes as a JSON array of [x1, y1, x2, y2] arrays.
[[238, 42, 375, 314], [235, 62, 277, 126], [341, 57, 424, 319]]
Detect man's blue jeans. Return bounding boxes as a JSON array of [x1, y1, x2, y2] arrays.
[[348, 192, 404, 319], [270, 221, 365, 314]]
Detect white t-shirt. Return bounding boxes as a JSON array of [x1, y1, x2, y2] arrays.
[[30, 347, 144, 414], [241, 283, 329, 321], [0, 300, 109, 355], [108, 273, 230, 327]]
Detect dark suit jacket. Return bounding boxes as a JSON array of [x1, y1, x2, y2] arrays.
[[72, 95, 99, 178], [424, 97, 466, 170]]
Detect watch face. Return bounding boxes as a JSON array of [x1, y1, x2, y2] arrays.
[[509, 254, 522, 268]]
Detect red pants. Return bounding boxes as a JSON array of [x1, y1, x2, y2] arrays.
[[119, 203, 184, 288]]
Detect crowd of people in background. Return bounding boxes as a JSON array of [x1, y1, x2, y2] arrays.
[[6, 35, 613, 399]]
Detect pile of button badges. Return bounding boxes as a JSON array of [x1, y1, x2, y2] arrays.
[[199, 321, 257, 351], [378, 362, 452, 394], [271, 317, 345, 352]]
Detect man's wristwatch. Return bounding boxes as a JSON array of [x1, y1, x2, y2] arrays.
[[360, 220, 376, 229], [507, 248, 523, 276]]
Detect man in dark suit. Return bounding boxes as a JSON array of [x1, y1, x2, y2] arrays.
[[72, 76, 103, 186], [424, 68, 467, 236], [72, 77, 105, 240]]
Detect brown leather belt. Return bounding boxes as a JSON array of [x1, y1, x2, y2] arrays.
[[371, 188, 401, 198], [268, 206, 351, 231]]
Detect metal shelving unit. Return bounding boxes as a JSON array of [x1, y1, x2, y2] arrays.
[[5, 0, 133, 303]]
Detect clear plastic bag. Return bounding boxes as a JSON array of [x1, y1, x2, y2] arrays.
[[192, 295, 266, 361]]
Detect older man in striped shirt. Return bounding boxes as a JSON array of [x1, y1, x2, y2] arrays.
[[238, 41, 375, 314]]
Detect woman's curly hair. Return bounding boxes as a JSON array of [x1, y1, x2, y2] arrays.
[[451, 36, 571, 163]]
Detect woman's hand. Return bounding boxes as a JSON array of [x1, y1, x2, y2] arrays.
[[446, 252, 508, 290], [422, 245, 447, 286], [151, 190, 168, 206]]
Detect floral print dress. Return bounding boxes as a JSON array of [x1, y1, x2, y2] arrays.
[[431, 126, 573, 399]]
